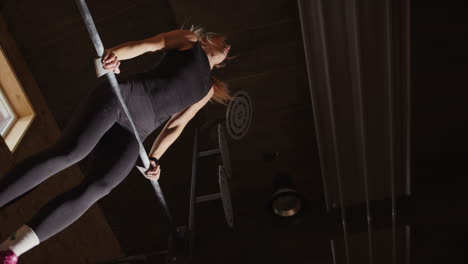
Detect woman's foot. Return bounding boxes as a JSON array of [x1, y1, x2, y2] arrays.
[[0, 249, 18, 264]]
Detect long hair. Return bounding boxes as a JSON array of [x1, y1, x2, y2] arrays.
[[181, 24, 237, 105]]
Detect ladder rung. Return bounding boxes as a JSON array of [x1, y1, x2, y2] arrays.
[[198, 148, 221, 158], [195, 193, 222, 203]]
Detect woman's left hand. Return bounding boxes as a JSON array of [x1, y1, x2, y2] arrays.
[[144, 160, 161, 180]]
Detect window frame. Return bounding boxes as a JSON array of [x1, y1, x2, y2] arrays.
[[0, 84, 18, 136]]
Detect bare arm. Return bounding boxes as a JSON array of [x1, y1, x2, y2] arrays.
[[106, 29, 197, 60], [149, 87, 214, 160]]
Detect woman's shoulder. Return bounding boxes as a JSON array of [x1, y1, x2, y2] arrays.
[[157, 29, 199, 53], [177, 30, 199, 51]]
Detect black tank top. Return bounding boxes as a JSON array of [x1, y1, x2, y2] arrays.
[[116, 40, 212, 140]]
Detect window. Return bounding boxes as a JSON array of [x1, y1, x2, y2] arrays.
[[0, 84, 17, 136], [0, 46, 35, 153]]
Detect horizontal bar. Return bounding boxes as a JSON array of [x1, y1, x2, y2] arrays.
[[198, 149, 220, 158], [196, 193, 222, 203]]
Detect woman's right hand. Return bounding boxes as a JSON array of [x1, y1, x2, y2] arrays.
[[144, 159, 161, 180], [101, 50, 121, 74]]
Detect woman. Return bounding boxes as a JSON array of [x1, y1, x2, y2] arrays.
[[0, 25, 233, 263]]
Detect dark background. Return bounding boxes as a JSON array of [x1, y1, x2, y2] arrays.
[[411, 2, 468, 263]]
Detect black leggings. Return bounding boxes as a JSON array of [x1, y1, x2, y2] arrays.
[[0, 83, 140, 242]]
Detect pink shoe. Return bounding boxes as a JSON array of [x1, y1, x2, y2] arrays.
[[0, 249, 18, 264]]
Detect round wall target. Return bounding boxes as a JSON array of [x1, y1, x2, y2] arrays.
[[226, 90, 252, 140]]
